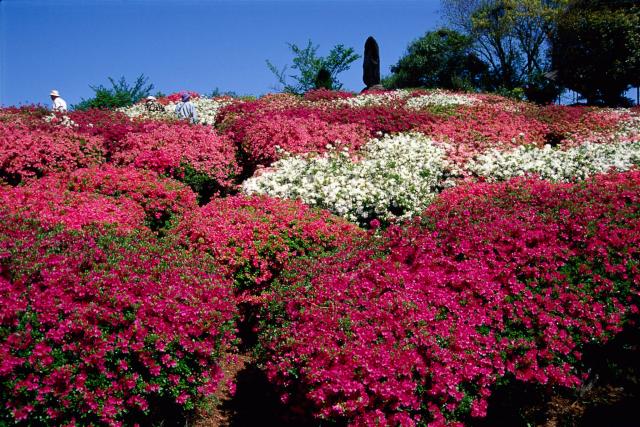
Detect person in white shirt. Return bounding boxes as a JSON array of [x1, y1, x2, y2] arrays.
[[50, 90, 67, 112]]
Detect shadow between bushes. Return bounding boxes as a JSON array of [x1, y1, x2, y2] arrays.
[[217, 364, 322, 427]]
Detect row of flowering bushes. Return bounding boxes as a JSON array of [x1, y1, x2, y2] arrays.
[[0, 159, 364, 425], [258, 171, 640, 426], [2, 89, 640, 426], [0, 108, 240, 201], [0, 218, 238, 425]]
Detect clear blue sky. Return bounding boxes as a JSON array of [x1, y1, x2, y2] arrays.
[[0, 0, 443, 107]]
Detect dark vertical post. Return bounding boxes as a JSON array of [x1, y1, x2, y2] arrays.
[[363, 36, 381, 89]]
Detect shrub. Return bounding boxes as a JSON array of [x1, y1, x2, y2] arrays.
[[241, 115, 369, 166], [259, 172, 640, 426], [113, 122, 240, 199], [31, 165, 198, 232], [0, 183, 145, 233], [175, 195, 363, 296], [0, 217, 237, 426], [0, 121, 105, 184]]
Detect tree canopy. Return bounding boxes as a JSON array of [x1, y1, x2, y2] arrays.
[[551, 0, 640, 106], [267, 41, 360, 94], [74, 74, 153, 111], [384, 29, 487, 90]]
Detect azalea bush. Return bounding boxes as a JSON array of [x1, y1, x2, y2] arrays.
[[0, 218, 237, 426], [243, 133, 454, 226], [0, 183, 146, 233], [113, 122, 240, 198], [240, 115, 369, 166], [0, 121, 105, 184], [30, 165, 198, 232], [175, 195, 363, 296], [466, 140, 640, 182], [259, 172, 640, 426]]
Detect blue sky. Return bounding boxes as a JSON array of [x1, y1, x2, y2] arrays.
[[0, 0, 444, 107]]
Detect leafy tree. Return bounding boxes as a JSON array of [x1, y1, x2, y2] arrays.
[[552, 0, 640, 106], [74, 74, 153, 111], [384, 28, 488, 90], [267, 40, 360, 94], [442, 0, 566, 100]]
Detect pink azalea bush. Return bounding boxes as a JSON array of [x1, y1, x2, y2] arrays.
[[159, 91, 201, 105], [30, 165, 199, 231], [241, 115, 369, 166], [112, 122, 240, 197], [0, 120, 105, 184], [66, 109, 149, 155], [0, 215, 237, 426], [175, 195, 364, 296], [303, 89, 355, 102], [0, 183, 145, 233], [414, 104, 633, 166], [258, 171, 640, 426]]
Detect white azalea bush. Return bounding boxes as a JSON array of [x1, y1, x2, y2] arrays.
[[467, 141, 640, 182], [404, 90, 478, 110], [243, 133, 454, 225], [332, 90, 411, 108], [119, 97, 234, 125]]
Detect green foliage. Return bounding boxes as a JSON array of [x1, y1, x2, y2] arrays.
[[552, 0, 640, 106], [206, 87, 242, 98], [266, 40, 360, 94], [74, 74, 154, 111], [384, 28, 488, 90]]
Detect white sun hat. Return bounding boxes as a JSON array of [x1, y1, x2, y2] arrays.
[[50, 90, 60, 97], [146, 95, 157, 101]]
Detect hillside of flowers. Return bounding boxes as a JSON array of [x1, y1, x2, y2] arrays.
[[1, 89, 640, 426]]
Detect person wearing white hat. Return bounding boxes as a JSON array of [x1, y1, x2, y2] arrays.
[[144, 95, 164, 113], [50, 90, 68, 113]]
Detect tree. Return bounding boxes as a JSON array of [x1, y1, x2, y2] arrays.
[[74, 74, 154, 111], [267, 40, 360, 94], [384, 28, 488, 90], [552, 0, 640, 106], [441, 0, 566, 99]]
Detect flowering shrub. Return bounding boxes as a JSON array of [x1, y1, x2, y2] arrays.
[[217, 97, 436, 147], [243, 133, 454, 225], [332, 89, 412, 108], [162, 91, 201, 104], [259, 172, 640, 426], [316, 106, 436, 136], [404, 90, 478, 110], [0, 183, 146, 233], [466, 140, 640, 182], [29, 165, 198, 231], [175, 195, 363, 295], [0, 120, 105, 184], [113, 122, 240, 197], [0, 218, 237, 426], [303, 89, 355, 102], [65, 109, 148, 155], [241, 115, 369, 166]]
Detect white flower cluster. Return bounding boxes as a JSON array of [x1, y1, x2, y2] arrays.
[[243, 133, 453, 225], [44, 113, 77, 128], [404, 91, 478, 110], [119, 97, 234, 125], [332, 90, 411, 108], [466, 141, 640, 182]]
